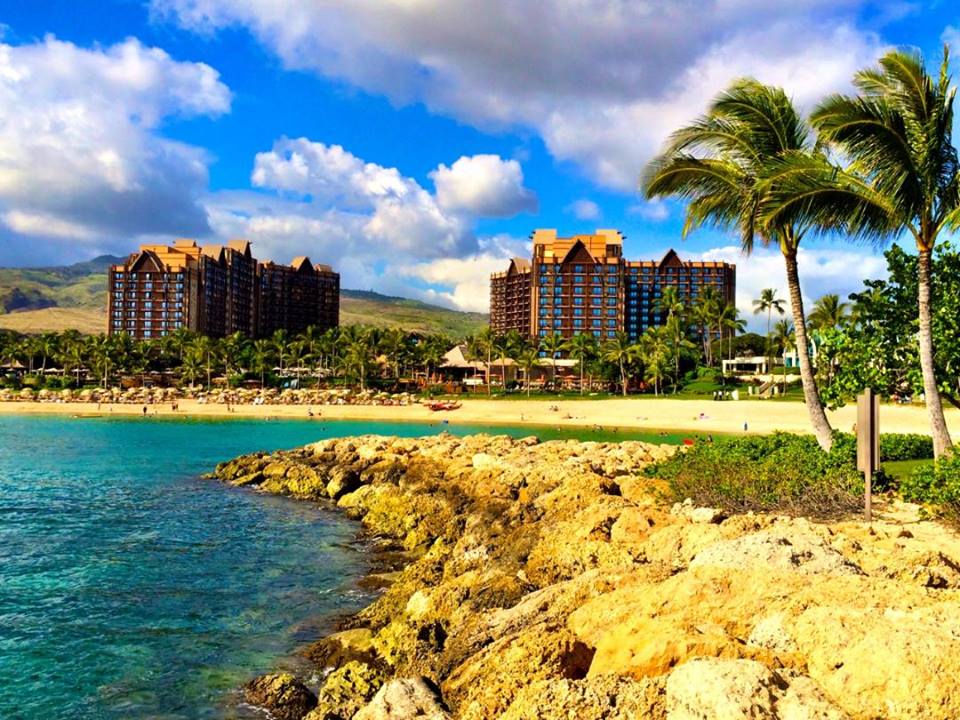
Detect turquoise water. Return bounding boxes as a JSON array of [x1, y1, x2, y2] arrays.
[[0, 415, 682, 719]]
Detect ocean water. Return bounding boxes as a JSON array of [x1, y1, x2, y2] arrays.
[[0, 415, 683, 719]]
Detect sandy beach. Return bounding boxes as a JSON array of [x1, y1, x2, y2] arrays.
[[2, 396, 957, 436]]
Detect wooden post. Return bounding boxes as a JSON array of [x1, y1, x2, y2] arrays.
[[856, 388, 880, 522]]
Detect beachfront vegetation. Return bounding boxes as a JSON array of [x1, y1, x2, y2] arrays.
[[646, 431, 935, 515], [645, 47, 960, 460]]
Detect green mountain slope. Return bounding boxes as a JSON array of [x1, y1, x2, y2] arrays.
[[0, 257, 488, 337]]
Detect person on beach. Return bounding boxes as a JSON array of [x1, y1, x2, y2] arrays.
[[142, 406, 147, 417]]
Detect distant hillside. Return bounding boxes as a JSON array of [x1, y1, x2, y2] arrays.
[[0, 257, 488, 337]]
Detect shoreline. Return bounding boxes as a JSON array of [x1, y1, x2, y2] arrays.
[[208, 433, 960, 720], [2, 396, 957, 436]]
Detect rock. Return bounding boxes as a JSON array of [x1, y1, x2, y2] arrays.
[[353, 678, 450, 720], [327, 466, 361, 499], [243, 672, 317, 720], [307, 661, 386, 720], [501, 675, 665, 720], [690, 530, 861, 576], [665, 659, 847, 720], [665, 658, 776, 719], [303, 628, 377, 668]]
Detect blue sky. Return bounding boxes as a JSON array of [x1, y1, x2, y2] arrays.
[[0, 1, 958, 322]]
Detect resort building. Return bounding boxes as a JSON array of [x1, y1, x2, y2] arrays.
[[489, 229, 736, 344], [257, 257, 340, 338], [108, 241, 339, 340]]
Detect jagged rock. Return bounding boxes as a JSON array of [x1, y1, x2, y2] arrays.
[[352, 678, 450, 720], [501, 675, 665, 719], [307, 661, 386, 720], [243, 672, 317, 720], [303, 628, 378, 668], [209, 435, 960, 720]]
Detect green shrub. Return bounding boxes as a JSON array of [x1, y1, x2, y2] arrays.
[[879, 434, 934, 462], [644, 433, 863, 517], [900, 455, 960, 522]]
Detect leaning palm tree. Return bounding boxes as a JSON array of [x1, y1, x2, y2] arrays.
[[753, 288, 786, 373], [759, 49, 959, 457], [640, 326, 672, 396], [808, 294, 850, 332], [644, 78, 837, 450], [656, 286, 686, 389]]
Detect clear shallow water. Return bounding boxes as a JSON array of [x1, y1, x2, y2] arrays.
[[0, 415, 683, 719]]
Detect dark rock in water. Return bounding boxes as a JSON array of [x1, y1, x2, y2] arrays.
[[243, 672, 317, 720]]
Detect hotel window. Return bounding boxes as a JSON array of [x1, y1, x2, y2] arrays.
[[591, 287, 602, 295], [554, 297, 562, 306], [607, 331, 616, 337], [554, 319, 562, 327], [573, 308, 584, 316], [574, 319, 584, 328], [591, 308, 602, 316], [573, 297, 584, 306], [591, 298, 601, 306], [573, 275, 585, 284], [573, 287, 584, 295], [607, 308, 617, 317], [574, 265, 584, 272], [606, 286, 617, 295], [592, 319, 601, 328]]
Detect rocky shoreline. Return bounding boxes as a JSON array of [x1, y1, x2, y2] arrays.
[[208, 433, 960, 719]]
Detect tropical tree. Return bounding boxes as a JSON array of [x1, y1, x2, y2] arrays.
[[644, 78, 837, 449], [753, 288, 786, 372], [656, 286, 686, 389], [795, 49, 959, 456], [564, 332, 599, 394], [251, 339, 272, 388], [772, 319, 795, 394], [601, 332, 639, 396], [808, 294, 849, 332], [516, 347, 540, 397], [640, 326, 672, 396], [692, 286, 722, 366], [722, 305, 747, 362], [539, 332, 566, 389]]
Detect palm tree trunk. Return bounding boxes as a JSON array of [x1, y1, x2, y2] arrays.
[[784, 252, 834, 451], [918, 249, 953, 458], [580, 360, 585, 395], [619, 359, 627, 397]]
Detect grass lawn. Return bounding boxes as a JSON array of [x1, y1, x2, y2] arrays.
[[884, 458, 933, 483]]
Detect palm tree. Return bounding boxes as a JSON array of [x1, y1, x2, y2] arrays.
[[761, 48, 960, 456], [601, 332, 639, 396], [808, 294, 849, 332], [539, 332, 566, 389], [476, 327, 496, 395], [692, 286, 722, 366], [753, 288, 786, 376], [564, 332, 599, 394], [664, 314, 696, 391], [516, 347, 540, 397], [640, 326, 672, 396], [251, 339, 272, 388], [271, 329, 290, 375], [656, 286, 686, 389], [772, 319, 795, 395], [722, 305, 747, 362], [644, 78, 837, 450]]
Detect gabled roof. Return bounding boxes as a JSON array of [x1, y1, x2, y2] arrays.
[[202, 244, 225, 262], [507, 257, 531, 274], [658, 248, 685, 270], [226, 239, 252, 256], [291, 256, 314, 272], [560, 239, 598, 265]]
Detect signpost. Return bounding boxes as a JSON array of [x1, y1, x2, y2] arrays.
[[856, 388, 880, 522]]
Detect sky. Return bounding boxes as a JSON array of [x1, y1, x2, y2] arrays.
[[0, 1, 958, 327]]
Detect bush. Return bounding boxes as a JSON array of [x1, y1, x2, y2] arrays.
[[900, 455, 960, 522], [644, 433, 864, 517], [879, 433, 934, 462]]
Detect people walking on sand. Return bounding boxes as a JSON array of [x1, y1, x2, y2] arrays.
[[142, 406, 148, 417]]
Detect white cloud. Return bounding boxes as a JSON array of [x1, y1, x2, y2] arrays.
[[392, 235, 530, 312], [566, 199, 601, 221], [207, 141, 533, 309], [153, 0, 885, 190], [0, 36, 230, 259], [430, 154, 536, 217], [628, 199, 669, 222], [698, 245, 888, 332]]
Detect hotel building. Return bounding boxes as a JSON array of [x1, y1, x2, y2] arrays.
[[108, 240, 339, 339], [489, 229, 735, 343]]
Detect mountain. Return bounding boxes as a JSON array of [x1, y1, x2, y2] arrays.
[[0, 257, 488, 337]]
